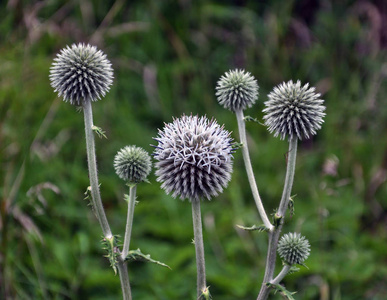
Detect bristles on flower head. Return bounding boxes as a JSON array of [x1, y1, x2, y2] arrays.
[[114, 146, 152, 184], [263, 80, 325, 140], [50, 43, 113, 105], [278, 232, 310, 265], [153, 115, 234, 202], [216, 69, 259, 112]]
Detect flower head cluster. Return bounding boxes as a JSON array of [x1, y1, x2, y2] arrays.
[[215, 69, 259, 112], [114, 146, 152, 184], [278, 232, 310, 265], [153, 115, 234, 201], [263, 80, 325, 140], [50, 43, 113, 105]]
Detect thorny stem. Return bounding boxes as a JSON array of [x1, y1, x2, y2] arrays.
[[122, 185, 137, 259], [83, 100, 131, 299], [191, 199, 207, 297], [257, 137, 298, 300], [235, 109, 273, 231]]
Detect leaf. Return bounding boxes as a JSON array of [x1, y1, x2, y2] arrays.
[[125, 249, 171, 269], [244, 115, 264, 125], [101, 235, 120, 275], [92, 125, 107, 139], [199, 286, 212, 300], [236, 224, 269, 232], [266, 283, 297, 300]]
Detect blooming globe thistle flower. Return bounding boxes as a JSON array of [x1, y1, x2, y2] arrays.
[[50, 43, 113, 105], [263, 80, 325, 140], [278, 232, 311, 265], [114, 146, 152, 184], [215, 69, 259, 112], [153, 115, 234, 201]]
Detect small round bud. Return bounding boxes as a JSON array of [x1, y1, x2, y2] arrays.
[[153, 115, 234, 202], [263, 80, 325, 140], [50, 43, 113, 105], [114, 146, 152, 184], [215, 69, 259, 112], [278, 232, 311, 265]]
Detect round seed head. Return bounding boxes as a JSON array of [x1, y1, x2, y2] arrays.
[[263, 80, 326, 140], [278, 232, 311, 265], [114, 146, 152, 184], [153, 115, 234, 202], [216, 69, 259, 112], [50, 43, 113, 105]]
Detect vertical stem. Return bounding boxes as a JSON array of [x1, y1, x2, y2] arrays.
[[191, 199, 207, 297], [117, 258, 132, 300], [122, 185, 137, 259], [257, 137, 298, 300], [235, 109, 273, 231], [82, 100, 112, 238]]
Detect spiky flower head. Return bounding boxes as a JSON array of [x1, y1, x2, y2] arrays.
[[215, 69, 259, 112], [114, 146, 152, 184], [153, 115, 234, 202], [50, 43, 113, 106], [263, 80, 325, 140], [278, 232, 311, 265]]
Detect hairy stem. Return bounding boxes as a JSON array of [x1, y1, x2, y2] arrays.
[[122, 185, 137, 259], [191, 199, 207, 297], [257, 137, 298, 300], [235, 109, 273, 231], [83, 100, 112, 238], [271, 264, 291, 285], [117, 257, 132, 300]]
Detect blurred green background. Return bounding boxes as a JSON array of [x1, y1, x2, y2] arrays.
[[1, 0, 387, 299]]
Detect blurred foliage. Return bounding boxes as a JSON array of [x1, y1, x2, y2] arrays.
[[1, 0, 387, 299]]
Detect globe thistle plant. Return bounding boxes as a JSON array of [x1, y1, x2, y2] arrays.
[[153, 114, 234, 202], [278, 232, 311, 265], [50, 43, 113, 106], [263, 80, 325, 140], [215, 69, 259, 112], [114, 146, 152, 185]]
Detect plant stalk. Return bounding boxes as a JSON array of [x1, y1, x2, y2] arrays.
[[235, 109, 273, 231], [257, 136, 298, 300], [117, 257, 132, 300], [191, 199, 207, 297], [122, 185, 137, 259]]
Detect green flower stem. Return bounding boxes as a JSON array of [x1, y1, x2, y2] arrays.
[[235, 109, 273, 231], [83, 100, 112, 238], [83, 100, 131, 299], [257, 137, 298, 300], [117, 256, 132, 300], [191, 199, 207, 297], [270, 264, 291, 285], [122, 185, 137, 259]]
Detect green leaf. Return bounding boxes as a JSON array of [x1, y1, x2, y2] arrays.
[[199, 286, 212, 300], [125, 248, 171, 269], [101, 235, 120, 275], [244, 115, 264, 125], [92, 125, 107, 139], [236, 224, 269, 232], [266, 283, 296, 300]]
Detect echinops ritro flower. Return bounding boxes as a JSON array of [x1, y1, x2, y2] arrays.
[[50, 43, 113, 105], [114, 146, 152, 184], [215, 69, 259, 112], [263, 80, 325, 140], [153, 115, 234, 201], [278, 232, 311, 265]]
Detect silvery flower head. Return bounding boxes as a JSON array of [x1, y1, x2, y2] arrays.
[[263, 80, 325, 140], [153, 115, 234, 202], [215, 69, 259, 112], [50, 43, 113, 105], [114, 146, 152, 184], [278, 232, 311, 265]]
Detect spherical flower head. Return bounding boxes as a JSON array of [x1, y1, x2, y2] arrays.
[[114, 146, 152, 184], [263, 80, 325, 140], [215, 69, 259, 112], [50, 43, 113, 105], [278, 232, 311, 265], [153, 115, 234, 202]]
